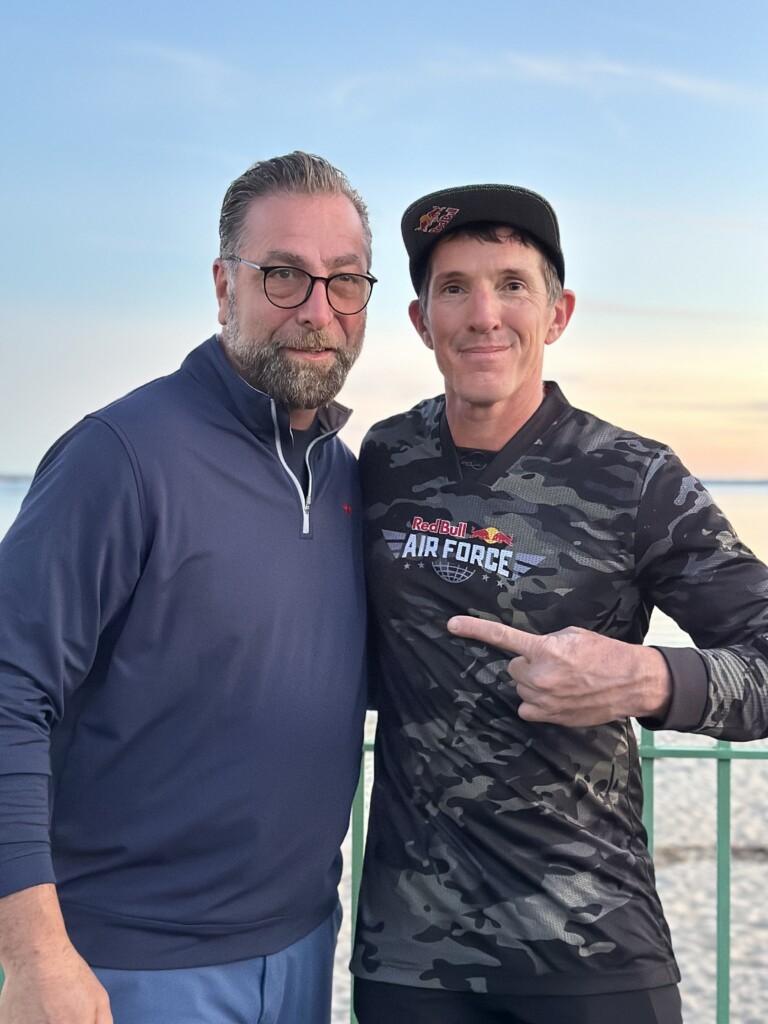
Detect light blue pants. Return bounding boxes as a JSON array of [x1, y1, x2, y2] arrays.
[[93, 904, 341, 1024]]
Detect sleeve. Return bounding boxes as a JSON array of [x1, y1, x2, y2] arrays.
[[359, 436, 382, 712], [0, 416, 145, 895], [633, 448, 768, 740], [0, 774, 54, 897]]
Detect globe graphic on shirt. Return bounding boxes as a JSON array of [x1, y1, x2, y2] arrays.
[[433, 559, 475, 584]]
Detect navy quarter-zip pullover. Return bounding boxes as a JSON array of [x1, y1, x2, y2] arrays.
[[0, 336, 366, 968]]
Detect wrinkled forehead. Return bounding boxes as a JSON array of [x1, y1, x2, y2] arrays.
[[240, 192, 370, 267]]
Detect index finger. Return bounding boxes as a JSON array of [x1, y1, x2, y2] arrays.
[[447, 615, 538, 656]]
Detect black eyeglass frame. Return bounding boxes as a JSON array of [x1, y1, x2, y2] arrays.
[[224, 257, 377, 315]]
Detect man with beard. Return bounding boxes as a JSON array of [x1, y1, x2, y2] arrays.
[[0, 152, 373, 1024]]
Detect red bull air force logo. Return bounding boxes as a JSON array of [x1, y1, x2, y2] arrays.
[[416, 206, 460, 235], [401, 515, 515, 583], [381, 515, 544, 586]]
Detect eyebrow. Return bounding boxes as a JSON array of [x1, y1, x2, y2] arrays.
[[261, 250, 366, 271], [432, 265, 536, 286]]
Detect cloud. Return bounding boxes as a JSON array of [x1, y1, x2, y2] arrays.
[[124, 41, 237, 79], [327, 70, 409, 107], [328, 49, 768, 109], [118, 41, 768, 117], [569, 199, 768, 235], [120, 40, 251, 101], [577, 301, 767, 324], [585, 58, 767, 104]]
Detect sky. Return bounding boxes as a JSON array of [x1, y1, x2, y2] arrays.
[[1, 0, 766, 478]]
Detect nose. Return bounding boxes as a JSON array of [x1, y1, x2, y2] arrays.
[[467, 286, 502, 334], [297, 278, 335, 330]]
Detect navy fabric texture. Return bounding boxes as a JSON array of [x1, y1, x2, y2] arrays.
[[0, 337, 366, 968]]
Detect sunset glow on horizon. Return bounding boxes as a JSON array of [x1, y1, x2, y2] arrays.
[[2, 1, 766, 479]]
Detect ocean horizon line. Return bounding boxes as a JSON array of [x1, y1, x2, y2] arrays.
[[1, 473, 767, 487]]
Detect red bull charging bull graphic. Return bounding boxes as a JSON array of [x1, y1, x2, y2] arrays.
[[416, 206, 460, 235], [469, 526, 514, 546]]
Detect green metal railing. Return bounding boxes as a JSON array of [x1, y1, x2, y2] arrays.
[[2, 733, 764, 1023], [638, 728, 768, 1024], [350, 740, 375, 939], [348, 730, 768, 1024]]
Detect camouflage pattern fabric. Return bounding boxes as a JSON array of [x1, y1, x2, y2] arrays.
[[351, 384, 768, 995]]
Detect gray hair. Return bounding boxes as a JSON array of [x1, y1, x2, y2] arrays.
[[219, 151, 371, 268], [418, 223, 562, 316]]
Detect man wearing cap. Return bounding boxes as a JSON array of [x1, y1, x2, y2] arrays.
[[350, 184, 768, 1023]]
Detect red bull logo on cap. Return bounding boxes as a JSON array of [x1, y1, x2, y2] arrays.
[[416, 206, 460, 235]]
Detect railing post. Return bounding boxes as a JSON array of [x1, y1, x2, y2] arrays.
[[351, 759, 366, 940], [716, 741, 732, 1024], [639, 727, 656, 857], [349, 745, 371, 1024]]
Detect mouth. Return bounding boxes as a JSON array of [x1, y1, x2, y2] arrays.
[[278, 330, 341, 358], [282, 345, 338, 361], [460, 344, 509, 357]]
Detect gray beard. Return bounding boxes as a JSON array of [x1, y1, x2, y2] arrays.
[[223, 304, 362, 411]]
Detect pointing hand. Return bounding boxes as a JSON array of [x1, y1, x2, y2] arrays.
[[447, 616, 672, 727]]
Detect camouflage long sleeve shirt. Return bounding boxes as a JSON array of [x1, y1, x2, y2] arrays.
[[351, 384, 768, 996]]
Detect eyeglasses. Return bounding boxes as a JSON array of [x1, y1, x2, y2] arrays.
[[225, 258, 376, 315]]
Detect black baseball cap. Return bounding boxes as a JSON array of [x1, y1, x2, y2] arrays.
[[401, 183, 565, 293]]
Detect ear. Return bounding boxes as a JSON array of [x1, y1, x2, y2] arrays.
[[409, 299, 434, 351], [212, 259, 231, 327], [545, 289, 576, 346]]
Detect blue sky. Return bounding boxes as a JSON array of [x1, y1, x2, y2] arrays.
[[1, 0, 766, 476]]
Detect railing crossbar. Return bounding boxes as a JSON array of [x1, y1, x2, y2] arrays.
[[349, 731, 768, 1024]]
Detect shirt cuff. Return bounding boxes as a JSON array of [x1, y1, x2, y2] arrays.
[[0, 849, 56, 899], [638, 646, 709, 732]]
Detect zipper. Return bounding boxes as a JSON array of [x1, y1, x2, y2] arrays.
[[270, 403, 338, 536]]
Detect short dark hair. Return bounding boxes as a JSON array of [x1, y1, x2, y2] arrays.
[[418, 222, 562, 315], [219, 151, 371, 267]]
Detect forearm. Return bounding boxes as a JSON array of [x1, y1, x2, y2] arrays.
[[0, 885, 70, 970], [681, 644, 768, 740], [638, 646, 708, 731], [0, 885, 113, 1024], [635, 448, 768, 737], [638, 640, 768, 740], [628, 644, 672, 720]]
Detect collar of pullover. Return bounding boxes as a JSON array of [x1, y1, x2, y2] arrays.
[[180, 335, 353, 444]]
